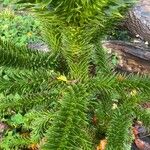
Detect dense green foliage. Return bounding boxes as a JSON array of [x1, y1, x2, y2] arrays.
[[0, 7, 42, 46], [0, 0, 150, 150]]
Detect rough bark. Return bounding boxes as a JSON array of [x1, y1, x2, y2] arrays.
[[125, 0, 150, 43]]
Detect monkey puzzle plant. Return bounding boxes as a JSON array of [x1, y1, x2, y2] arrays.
[[0, 0, 150, 149]]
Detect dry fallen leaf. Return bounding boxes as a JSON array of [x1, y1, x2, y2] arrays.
[[130, 89, 137, 96], [134, 139, 145, 150], [97, 139, 107, 150], [28, 144, 39, 150], [57, 75, 68, 82], [112, 103, 118, 110], [132, 121, 150, 150]]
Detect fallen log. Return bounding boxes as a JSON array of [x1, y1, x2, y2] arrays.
[[102, 40, 150, 74]]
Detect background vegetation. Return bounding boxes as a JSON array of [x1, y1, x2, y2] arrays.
[[0, 1, 42, 46], [0, 0, 149, 150]]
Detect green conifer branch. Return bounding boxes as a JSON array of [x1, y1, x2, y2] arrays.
[[106, 99, 135, 150], [0, 39, 56, 69], [0, 67, 58, 95], [43, 84, 93, 150]]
